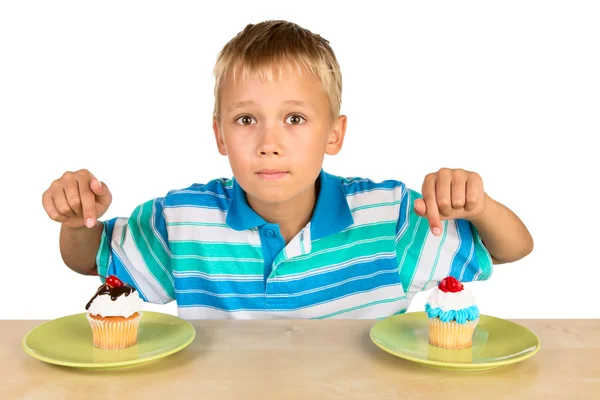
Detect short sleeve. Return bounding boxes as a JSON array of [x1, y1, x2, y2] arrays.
[[95, 197, 175, 304], [395, 188, 493, 299]]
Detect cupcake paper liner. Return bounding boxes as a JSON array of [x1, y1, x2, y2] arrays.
[[86, 312, 142, 350], [428, 317, 478, 349]]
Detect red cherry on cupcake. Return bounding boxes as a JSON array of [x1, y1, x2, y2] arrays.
[[438, 276, 463, 293], [106, 275, 123, 288]]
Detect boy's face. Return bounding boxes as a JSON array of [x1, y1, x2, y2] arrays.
[[213, 66, 347, 207]]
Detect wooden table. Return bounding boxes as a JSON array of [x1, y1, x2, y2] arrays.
[[1, 319, 599, 399]]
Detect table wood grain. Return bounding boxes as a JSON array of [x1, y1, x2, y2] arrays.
[[1, 319, 599, 399]]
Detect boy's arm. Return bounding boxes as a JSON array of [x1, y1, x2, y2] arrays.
[[414, 168, 533, 265], [42, 169, 113, 275], [467, 193, 533, 264], [59, 224, 104, 275]]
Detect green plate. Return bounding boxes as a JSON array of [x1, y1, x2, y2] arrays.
[[22, 311, 196, 370], [370, 312, 540, 371]]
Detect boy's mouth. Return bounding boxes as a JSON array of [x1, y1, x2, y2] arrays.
[[256, 169, 289, 181]]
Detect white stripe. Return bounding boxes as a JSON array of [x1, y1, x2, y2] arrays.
[[164, 206, 227, 224], [175, 289, 265, 298], [110, 219, 173, 304], [151, 200, 171, 257], [171, 254, 263, 263], [406, 225, 442, 298], [177, 284, 407, 320], [459, 240, 475, 281], [282, 227, 308, 259], [173, 271, 263, 281], [397, 216, 422, 272], [347, 204, 399, 228], [137, 202, 174, 288], [168, 189, 230, 200], [270, 268, 399, 298], [325, 297, 409, 319], [290, 236, 396, 264], [345, 186, 404, 210], [167, 224, 261, 245], [342, 178, 370, 186], [344, 186, 398, 197], [428, 221, 461, 283], [272, 252, 396, 282], [395, 187, 410, 243]]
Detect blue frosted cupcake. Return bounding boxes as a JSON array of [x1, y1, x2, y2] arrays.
[[425, 276, 479, 349]]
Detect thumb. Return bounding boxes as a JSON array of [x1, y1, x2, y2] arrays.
[[413, 198, 426, 217]]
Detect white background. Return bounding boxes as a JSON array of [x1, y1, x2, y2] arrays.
[[1, 1, 598, 319]]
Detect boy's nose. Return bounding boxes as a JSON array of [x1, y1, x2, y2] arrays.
[[256, 128, 284, 156]]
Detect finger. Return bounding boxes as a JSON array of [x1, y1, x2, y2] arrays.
[[65, 176, 83, 217], [78, 180, 97, 228], [90, 178, 112, 207], [464, 173, 483, 211], [54, 188, 77, 218], [42, 191, 69, 223], [422, 174, 442, 236], [413, 198, 426, 216], [435, 169, 453, 218], [451, 169, 468, 210]]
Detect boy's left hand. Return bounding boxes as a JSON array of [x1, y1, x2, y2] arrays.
[[414, 168, 486, 236]]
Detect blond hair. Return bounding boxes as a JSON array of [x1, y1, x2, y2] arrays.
[[212, 20, 342, 122]]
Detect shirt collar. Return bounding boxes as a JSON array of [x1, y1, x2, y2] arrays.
[[226, 169, 354, 240]]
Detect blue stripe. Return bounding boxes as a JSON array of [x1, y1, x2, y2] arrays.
[[175, 272, 401, 310], [166, 192, 231, 209], [104, 217, 117, 238], [106, 249, 149, 302], [395, 186, 411, 236], [343, 178, 405, 196], [269, 255, 399, 295], [451, 219, 476, 282], [165, 179, 233, 209], [175, 276, 264, 295], [152, 198, 169, 252]]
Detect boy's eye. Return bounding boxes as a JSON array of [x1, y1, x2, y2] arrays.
[[286, 114, 305, 125], [235, 115, 256, 125]]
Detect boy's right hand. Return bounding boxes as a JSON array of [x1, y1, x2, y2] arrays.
[[42, 169, 112, 229]]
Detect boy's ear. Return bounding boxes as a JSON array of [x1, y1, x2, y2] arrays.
[[325, 115, 347, 156], [213, 119, 228, 156]]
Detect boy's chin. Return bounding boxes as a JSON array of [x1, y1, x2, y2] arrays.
[[248, 188, 294, 205]]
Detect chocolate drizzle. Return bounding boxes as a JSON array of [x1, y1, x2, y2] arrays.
[[85, 283, 136, 310]]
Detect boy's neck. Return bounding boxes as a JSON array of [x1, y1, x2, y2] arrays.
[[247, 183, 317, 244]]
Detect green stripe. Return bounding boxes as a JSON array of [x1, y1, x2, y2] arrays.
[[275, 237, 396, 275], [421, 220, 448, 291], [166, 222, 228, 227], [397, 191, 431, 293], [96, 222, 111, 281], [172, 258, 264, 275], [313, 296, 407, 319], [171, 241, 262, 259], [350, 200, 402, 213], [311, 221, 396, 253], [127, 200, 175, 298], [472, 224, 494, 280]]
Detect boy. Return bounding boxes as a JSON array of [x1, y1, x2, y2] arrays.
[[42, 20, 533, 319]]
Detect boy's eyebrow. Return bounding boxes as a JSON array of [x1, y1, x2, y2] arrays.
[[226, 100, 315, 113]]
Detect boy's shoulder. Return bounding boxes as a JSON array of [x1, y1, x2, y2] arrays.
[[162, 177, 234, 209], [157, 173, 416, 208], [334, 174, 410, 200]]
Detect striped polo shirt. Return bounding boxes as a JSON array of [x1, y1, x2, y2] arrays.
[[96, 170, 493, 320]]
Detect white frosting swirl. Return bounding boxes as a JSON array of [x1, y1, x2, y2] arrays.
[[87, 289, 143, 318], [426, 287, 476, 312]]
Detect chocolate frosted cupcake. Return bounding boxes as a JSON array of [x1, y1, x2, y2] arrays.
[[86, 275, 143, 350]]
